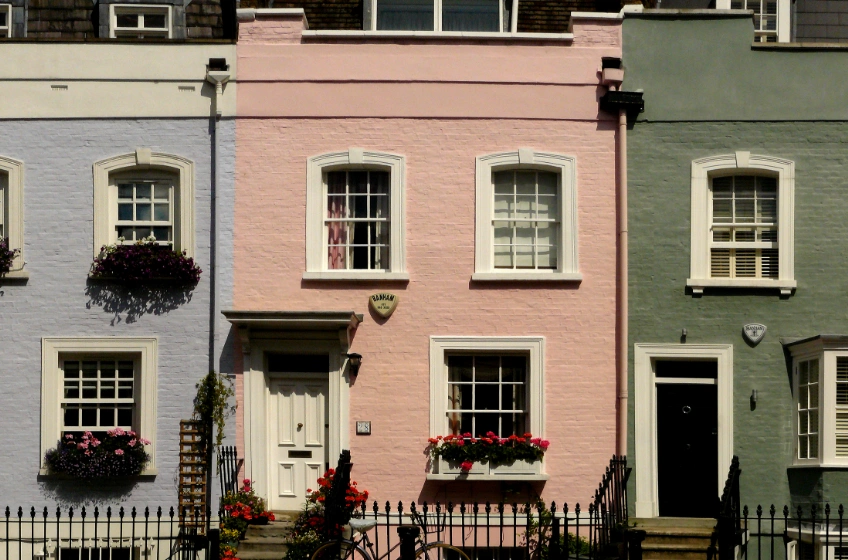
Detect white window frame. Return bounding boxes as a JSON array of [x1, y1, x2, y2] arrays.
[[429, 336, 545, 478], [109, 4, 172, 39], [787, 337, 848, 468], [688, 152, 795, 295], [474, 149, 580, 281], [716, 0, 790, 42], [40, 337, 158, 475], [0, 155, 25, 277], [305, 149, 407, 281], [0, 4, 12, 38], [369, 0, 510, 32], [93, 150, 195, 259]]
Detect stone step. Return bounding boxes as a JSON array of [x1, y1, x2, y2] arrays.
[[631, 517, 717, 530], [244, 523, 295, 539], [239, 537, 290, 552], [237, 547, 286, 560]]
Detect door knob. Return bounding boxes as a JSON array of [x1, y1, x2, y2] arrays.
[[297, 423, 304, 429]]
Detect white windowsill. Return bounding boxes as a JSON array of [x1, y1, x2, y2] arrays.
[[1, 269, 29, 281], [788, 463, 848, 469], [302, 30, 574, 42], [687, 277, 796, 296], [302, 271, 410, 281], [426, 473, 549, 482], [472, 272, 582, 282]]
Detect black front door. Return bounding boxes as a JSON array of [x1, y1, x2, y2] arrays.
[[656, 367, 718, 517]]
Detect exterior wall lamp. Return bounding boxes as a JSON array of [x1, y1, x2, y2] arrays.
[[346, 353, 362, 377]]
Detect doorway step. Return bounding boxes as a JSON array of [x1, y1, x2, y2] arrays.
[[237, 512, 299, 560], [629, 517, 717, 560]]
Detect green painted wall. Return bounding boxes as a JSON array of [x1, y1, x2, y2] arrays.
[[623, 14, 848, 511]]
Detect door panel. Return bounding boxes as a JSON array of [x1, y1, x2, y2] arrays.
[[657, 382, 718, 517], [269, 376, 329, 510]]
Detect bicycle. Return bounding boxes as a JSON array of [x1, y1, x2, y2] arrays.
[[310, 509, 472, 560]]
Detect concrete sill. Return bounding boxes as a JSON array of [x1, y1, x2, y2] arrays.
[[39, 468, 158, 478], [426, 473, 549, 482], [687, 278, 796, 296], [0, 269, 30, 282], [302, 30, 574, 43], [787, 464, 848, 470], [302, 271, 410, 281], [472, 272, 582, 282]]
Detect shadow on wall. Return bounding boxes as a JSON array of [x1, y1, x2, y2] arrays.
[[85, 281, 194, 325], [37, 477, 145, 507]]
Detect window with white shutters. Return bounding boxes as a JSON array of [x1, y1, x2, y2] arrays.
[[710, 175, 778, 280], [836, 358, 848, 457]]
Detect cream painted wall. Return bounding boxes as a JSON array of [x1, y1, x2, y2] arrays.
[[0, 43, 236, 118]]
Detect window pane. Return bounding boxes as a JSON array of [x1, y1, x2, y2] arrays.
[[448, 356, 473, 382], [443, 0, 499, 31], [82, 361, 97, 378], [515, 172, 535, 196], [537, 172, 557, 196], [100, 408, 115, 427], [118, 185, 133, 199], [117, 407, 133, 427], [494, 171, 513, 195], [475, 384, 499, 410], [64, 362, 80, 378], [64, 407, 79, 427], [81, 407, 97, 427], [371, 171, 390, 195], [118, 204, 133, 220], [501, 356, 526, 382], [116, 13, 139, 28], [154, 203, 169, 221], [475, 356, 499, 382], [327, 172, 346, 195], [494, 244, 512, 268], [474, 414, 501, 437], [136, 204, 152, 221], [154, 184, 169, 200], [152, 226, 171, 242], [135, 184, 151, 199], [377, 0, 434, 30], [145, 13, 166, 28], [0, 12, 7, 27], [494, 195, 512, 219]]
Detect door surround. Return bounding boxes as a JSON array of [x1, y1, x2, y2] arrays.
[[633, 343, 733, 518]]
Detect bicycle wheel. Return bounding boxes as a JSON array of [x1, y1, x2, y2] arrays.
[[312, 540, 372, 560], [415, 542, 471, 560]]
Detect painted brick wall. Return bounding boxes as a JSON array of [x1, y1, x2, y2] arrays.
[[0, 118, 235, 507], [795, 0, 848, 42], [233, 117, 619, 505], [627, 121, 848, 509]]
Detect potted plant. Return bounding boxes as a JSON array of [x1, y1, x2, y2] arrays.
[[221, 479, 276, 538], [91, 236, 201, 286], [428, 432, 549, 476], [0, 237, 20, 276], [43, 429, 151, 478]]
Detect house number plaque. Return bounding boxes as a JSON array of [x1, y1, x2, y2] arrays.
[[743, 323, 767, 345], [369, 293, 399, 318], [356, 421, 371, 435]]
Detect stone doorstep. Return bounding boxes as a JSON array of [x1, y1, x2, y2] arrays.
[[631, 517, 717, 560]]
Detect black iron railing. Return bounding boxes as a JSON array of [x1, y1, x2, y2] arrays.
[[0, 506, 219, 560], [590, 455, 631, 557], [217, 445, 241, 497], [717, 456, 743, 560]]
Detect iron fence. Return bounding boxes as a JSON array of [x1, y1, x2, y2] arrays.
[[0, 506, 219, 560], [217, 446, 241, 497]]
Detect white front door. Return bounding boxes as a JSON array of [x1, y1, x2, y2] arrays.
[[268, 375, 329, 511]]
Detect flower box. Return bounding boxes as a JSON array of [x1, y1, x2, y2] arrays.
[[431, 456, 543, 477], [91, 238, 201, 287]]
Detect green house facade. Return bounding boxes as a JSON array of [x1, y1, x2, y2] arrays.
[[623, 11, 848, 516]]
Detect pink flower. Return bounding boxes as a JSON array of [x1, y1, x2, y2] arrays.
[[140, 438, 151, 445], [128, 439, 137, 447], [460, 461, 474, 472], [115, 427, 125, 436], [77, 442, 88, 450], [540, 440, 550, 450], [530, 438, 541, 445], [84, 450, 92, 456], [65, 434, 74, 440], [115, 449, 124, 455]]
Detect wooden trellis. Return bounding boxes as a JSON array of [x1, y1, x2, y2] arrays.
[[178, 419, 207, 530]]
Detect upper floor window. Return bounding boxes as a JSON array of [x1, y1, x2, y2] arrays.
[[305, 149, 407, 281], [371, 0, 509, 32], [110, 5, 171, 38], [709, 175, 778, 280], [0, 4, 11, 37], [326, 170, 390, 271], [687, 152, 794, 295], [0, 156, 24, 277], [474, 150, 580, 282], [717, 0, 789, 42], [787, 336, 848, 467], [93, 150, 195, 258]]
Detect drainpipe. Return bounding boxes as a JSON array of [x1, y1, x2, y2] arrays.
[[616, 107, 628, 458], [205, 59, 230, 527], [599, 59, 643, 458]]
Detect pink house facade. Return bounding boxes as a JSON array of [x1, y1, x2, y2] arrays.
[[229, 8, 623, 509]]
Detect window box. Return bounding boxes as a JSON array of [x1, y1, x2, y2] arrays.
[[91, 239, 201, 286], [429, 457, 547, 481]]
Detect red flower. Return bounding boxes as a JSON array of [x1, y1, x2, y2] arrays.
[[460, 461, 474, 472]]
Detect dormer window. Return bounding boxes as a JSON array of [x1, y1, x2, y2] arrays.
[[110, 5, 171, 38], [371, 0, 510, 32], [0, 4, 11, 37]]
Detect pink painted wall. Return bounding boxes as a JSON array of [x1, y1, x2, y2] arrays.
[[234, 12, 622, 507]]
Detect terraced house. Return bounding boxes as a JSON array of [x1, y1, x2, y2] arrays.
[[623, 8, 848, 545], [0, 0, 236, 507], [227, 0, 628, 509]]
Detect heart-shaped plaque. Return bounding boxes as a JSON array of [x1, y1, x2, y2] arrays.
[[743, 323, 767, 345], [369, 293, 399, 318]]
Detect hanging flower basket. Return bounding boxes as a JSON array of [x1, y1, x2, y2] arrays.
[[0, 237, 20, 276], [44, 429, 151, 479], [91, 237, 201, 286]]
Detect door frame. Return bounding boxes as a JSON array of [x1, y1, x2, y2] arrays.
[[243, 336, 349, 505], [633, 343, 733, 518]]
